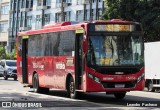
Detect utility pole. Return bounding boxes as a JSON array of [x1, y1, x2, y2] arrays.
[[89, 0, 93, 20], [102, 0, 105, 14], [61, 0, 65, 22], [83, 0, 86, 21], [95, 0, 99, 20]]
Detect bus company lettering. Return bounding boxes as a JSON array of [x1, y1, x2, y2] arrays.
[[56, 62, 65, 69], [32, 62, 44, 70]]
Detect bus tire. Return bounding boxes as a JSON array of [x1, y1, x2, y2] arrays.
[[32, 73, 49, 93], [148, 81, 155, 92], [67, 77, 78, 99], [114, 92, 126, 99], [32, 73, 41, 93]]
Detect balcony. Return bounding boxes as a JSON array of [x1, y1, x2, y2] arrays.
[[20, 8, 32, 12], [1, 0, 10, 3], [36, 6, 51, 10], [19, 27, 30, 31], [8, 28, 12, 32], [63, 2, 72, 7], [9, 10, 14, 14], [8, 37, 16, 42]]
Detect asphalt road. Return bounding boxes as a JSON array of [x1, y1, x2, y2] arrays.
[[0, 77, 159, 110]]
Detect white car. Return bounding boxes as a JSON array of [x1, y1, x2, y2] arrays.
[[0, 65, 4, 77], [0, 60, 17, 80]]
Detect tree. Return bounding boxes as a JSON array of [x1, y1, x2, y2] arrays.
[[0, 45, 16, 60], [102, 0, 160, 42]]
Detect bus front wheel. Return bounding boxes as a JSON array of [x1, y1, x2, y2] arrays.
[[114, 92, 126, 99], [67, 77, 78, 99]]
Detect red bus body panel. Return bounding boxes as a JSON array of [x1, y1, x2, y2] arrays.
[[16, 20, 144, 93]]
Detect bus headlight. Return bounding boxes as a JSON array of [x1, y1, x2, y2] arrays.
[[137, 73, 145, 83], [88, 73, 100, 83]]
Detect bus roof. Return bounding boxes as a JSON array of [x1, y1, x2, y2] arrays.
[[17, 19, 137, 36]]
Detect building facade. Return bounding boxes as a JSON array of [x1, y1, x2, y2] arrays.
[[0, 0, 10, 48], [8, 0, 105, 53]]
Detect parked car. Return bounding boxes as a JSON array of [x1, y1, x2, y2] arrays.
[[0, 65, 4, 77], [0, 60, 17, 80]]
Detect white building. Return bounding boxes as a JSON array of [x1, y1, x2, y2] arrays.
[[8, 0, 105, 53], [0, 0, 10, 48]]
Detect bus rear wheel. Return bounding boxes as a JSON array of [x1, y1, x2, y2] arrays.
[[32, 73, 49, 93], [114, 92, 126, 99], [67, 77, 78, 99]]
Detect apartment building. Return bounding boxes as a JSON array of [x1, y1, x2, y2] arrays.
[[0, 0, 10, 48], [8, 0, 105, 53]]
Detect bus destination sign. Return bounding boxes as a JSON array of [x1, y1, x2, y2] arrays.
[[95, 24, 132, 32]]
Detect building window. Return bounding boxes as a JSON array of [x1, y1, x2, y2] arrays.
[[26, 16, 32, 29], [85, 9, 90, 21], [55, 13, 61, 22], [20, 15, 25, 27], [76, 10, 83, 21], [26, 0, 33, 8], [14, 18, 17, 29], [91, 9, 95, 20], [44, 0, 51, 6], [97, 8, 102, 19], [37, 0, 42, 6], [17, 17, 20, 31], [56, 0, 61, 7], [36, 15, 42, 29], [64, 11, 71, 21], [9, 17, 13, 29], [64, 0, 72, 3], [44, 14, 50, 25], [21, 0, 25, 8], [1, 5, 9, 15], [77, 0, 83, 5], [0, 22, 8, 33]]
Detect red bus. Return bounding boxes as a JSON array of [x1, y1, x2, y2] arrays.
[[17, 19, 145, 99]]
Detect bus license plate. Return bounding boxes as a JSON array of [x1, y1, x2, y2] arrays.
[[115, 84, 125, 88]]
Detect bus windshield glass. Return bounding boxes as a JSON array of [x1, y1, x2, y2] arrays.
[[87, 34, 144, 66]]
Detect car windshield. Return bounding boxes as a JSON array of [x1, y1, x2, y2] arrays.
[[87, 34, 144, 66], [6, 61, 16, 66]]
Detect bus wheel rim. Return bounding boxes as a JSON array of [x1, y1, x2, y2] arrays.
[[70, 82, 74, 94]]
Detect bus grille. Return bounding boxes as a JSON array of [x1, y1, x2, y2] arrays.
[[101, 81, 137, 88]]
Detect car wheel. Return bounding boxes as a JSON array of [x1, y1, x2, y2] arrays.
[[14, 77, 17, 81], [4, 76, 8, 80]]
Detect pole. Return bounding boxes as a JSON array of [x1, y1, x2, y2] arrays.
[[61, 0, 65, 22], [89, 0, 92, 20], [83, 0, 86, 21], [96, 0, 99, 20]]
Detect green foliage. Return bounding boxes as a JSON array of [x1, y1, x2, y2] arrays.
[[0, 45, 16, 60], [102, 0, 160, 42]]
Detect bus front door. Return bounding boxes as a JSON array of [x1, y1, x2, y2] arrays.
[[75, 33, 83, 89], [22, 37, 28, 83]]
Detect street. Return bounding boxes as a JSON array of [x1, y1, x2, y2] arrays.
[[0, 77, 159, 110]]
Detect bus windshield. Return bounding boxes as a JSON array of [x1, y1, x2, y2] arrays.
[[87, 34, 144, 66]]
